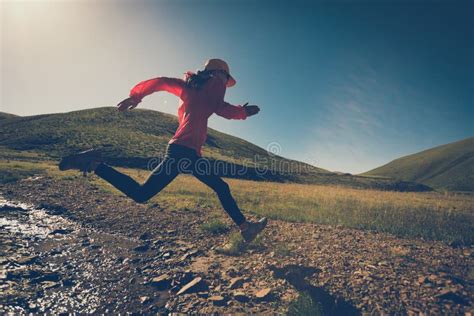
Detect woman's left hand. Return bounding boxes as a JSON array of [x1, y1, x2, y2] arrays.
[[243, 102, 260, 117], [117, 97, 140, 112]]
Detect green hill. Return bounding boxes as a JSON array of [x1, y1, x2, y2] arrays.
[[0, 112, 19, 120], [362, 137, 474, 192], [0, 107, 431, 191]]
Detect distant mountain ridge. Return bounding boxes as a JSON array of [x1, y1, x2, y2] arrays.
[[363, 137, 474, 192], [0, 112, 19, 120], [0, 107, 432, 191]]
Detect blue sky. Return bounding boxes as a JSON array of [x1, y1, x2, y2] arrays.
[[1, 0, 473, 173]]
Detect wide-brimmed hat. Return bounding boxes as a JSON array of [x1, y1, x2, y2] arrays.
[[204, 58, 236, 88]]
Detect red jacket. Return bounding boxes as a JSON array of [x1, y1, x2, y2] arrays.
[[129, 75, 247, 156]]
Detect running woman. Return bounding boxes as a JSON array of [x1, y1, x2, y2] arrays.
[[59, 58, 267, 248]]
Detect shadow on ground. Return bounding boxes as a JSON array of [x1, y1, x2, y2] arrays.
[[269, 264, 360, 316]]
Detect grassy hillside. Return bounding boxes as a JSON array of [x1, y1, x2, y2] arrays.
[[0, 112, 19, 120], [0, 107, 324, 173], [363, 137, 474, 192], [0, 107, 431, 191]]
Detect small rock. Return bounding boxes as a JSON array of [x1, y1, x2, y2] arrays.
[[417, 276, 429, 284], [31, 272, 61, 284], [62, 279, 75, 287], [209, 295, 226, 306], [177, 277, 207, 295], [49, 229, 72, 235], [233, 291, 249, 302], [39, 203, 67, 215], [41, 281, 60, 289], [16, 256, 38, 265], [229, 277, 244, 289], [28, 302, 38, 310], [225, 268, 239, 278], [139, 232, 152, 240], [209, 262, 220, 270], [149, 274, 172, 289], [428, 274, 438, 282], [133, 244, 150, 252], [140, 296, 150, 304], [255, 288, 271, 300], [435, 289, 469, 305], [130, 258, 141, 264], [181, 250, 199, 261]]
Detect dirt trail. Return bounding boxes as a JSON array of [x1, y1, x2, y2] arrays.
[[1, 176, 473, 314]]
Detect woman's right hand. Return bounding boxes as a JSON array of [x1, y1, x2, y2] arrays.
[[117, 97, 140, 112], [242, 102, 260, 117]]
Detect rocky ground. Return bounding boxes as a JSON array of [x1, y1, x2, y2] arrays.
[[1, 176, 473, 315]]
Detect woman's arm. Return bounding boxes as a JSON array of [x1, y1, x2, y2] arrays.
[[117, 77, 185, 112], [129, 77, 185, 102], [215, 101, 249, 120], [211, 77, 260, 119]]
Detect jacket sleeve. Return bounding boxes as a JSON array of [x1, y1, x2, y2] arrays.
[[215, 101, 248, 120], [211, 77, 248, 120], [129, 77, 185, 102]]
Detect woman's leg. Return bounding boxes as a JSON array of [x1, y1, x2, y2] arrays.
[[94, 158, 179, 203], [192, 167, 246, 226]]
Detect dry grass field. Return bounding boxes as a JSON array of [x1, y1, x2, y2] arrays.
[[2, 159, 471, 246], [108, 167, 473, 246]]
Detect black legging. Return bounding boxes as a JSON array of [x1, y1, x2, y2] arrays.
[[94, 143, 246, 226]]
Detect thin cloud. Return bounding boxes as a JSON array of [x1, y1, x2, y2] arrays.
[[303, 64, 393, 173]]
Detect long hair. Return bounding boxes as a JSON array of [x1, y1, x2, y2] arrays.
[[184, 69, 214, 89]]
